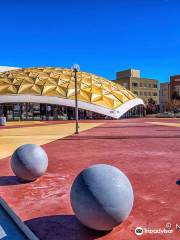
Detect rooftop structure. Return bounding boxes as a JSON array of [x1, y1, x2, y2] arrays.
[[114, 69, 159, 104], [0, 67, 144, 119]]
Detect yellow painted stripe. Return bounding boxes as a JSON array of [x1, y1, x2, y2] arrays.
[[0, 122, 102, 159], [6, 121, 46, 127], [147, 122, 180, 128]]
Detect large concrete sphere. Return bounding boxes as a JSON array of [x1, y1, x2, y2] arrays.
[[70, 164, 134, 231], [11, 144, 48, 182]]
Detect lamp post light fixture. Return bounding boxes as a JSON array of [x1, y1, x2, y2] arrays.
[[71, 64, 80, 134]]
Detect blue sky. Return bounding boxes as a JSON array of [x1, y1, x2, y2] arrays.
[[0, 0, 179, 82]]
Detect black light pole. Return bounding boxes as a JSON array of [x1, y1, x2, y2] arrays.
[[71, 64, 80, 134]]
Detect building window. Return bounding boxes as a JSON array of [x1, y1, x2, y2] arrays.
[[140, 83, 143, 87], [148, 83, 151, 88], [132, 82, 138, 87], [144, 92, 147, 96], [161, 89, 163, 96], [153, 84, 157, 88], [140, 92, 143, 96], [144, 83, 147, 88], [153, 92, 157, 96]]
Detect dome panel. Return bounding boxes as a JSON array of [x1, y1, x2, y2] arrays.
[[18, 84, 34, 94], [35, 78, 45, 86], [42, 85, 56, 95], [91, 85, 102, 95], [0, 78, 12, 84], [31, 85, 42, 94], [8, 85, 18, 94], [67, 88, 75, 98], [79, 89, 91, 102], [44, 78, 58, 86], [112, 91, 128, 103], [56, 86, 67, 97], [102, 95, 114, 108], [91, 93, 102, 102], [0, 85, 12, 94]]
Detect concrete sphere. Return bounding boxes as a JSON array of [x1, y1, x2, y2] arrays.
[[11, 144, 48, 182], [70, 164, 134, 231]]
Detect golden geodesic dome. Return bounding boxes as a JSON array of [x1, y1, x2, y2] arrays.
[[0, 67, 137, 110]]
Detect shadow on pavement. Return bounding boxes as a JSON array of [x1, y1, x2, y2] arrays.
[[25, 215, 111, 240], [61, 135, 180, 141], [95, 125, 153, 128], [0, 176, 23, 186], [176, 180, 180, 185], [157, 129, 180, 131]]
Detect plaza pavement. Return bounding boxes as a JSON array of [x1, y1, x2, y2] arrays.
[[0, 122, 102, 159], [0, 118, 179, 240]]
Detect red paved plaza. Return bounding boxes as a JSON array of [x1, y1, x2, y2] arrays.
[[0, 118, 179, 240]]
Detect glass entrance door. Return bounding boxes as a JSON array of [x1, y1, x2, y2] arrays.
[[13, 104, 21, 120], [6, 105, 13, 120], [21, 103, 27, 120], [27, 103, 33, 120], [33, 104, 40, 120]]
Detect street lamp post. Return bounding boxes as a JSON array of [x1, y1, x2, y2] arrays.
[[71, 64, 80, 134]]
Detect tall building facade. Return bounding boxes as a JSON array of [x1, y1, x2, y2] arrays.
[[159, 82, 170, 112], [159, 75, 180, 112], [170, 75, 180, 98], [114, 69, 159, 104]]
